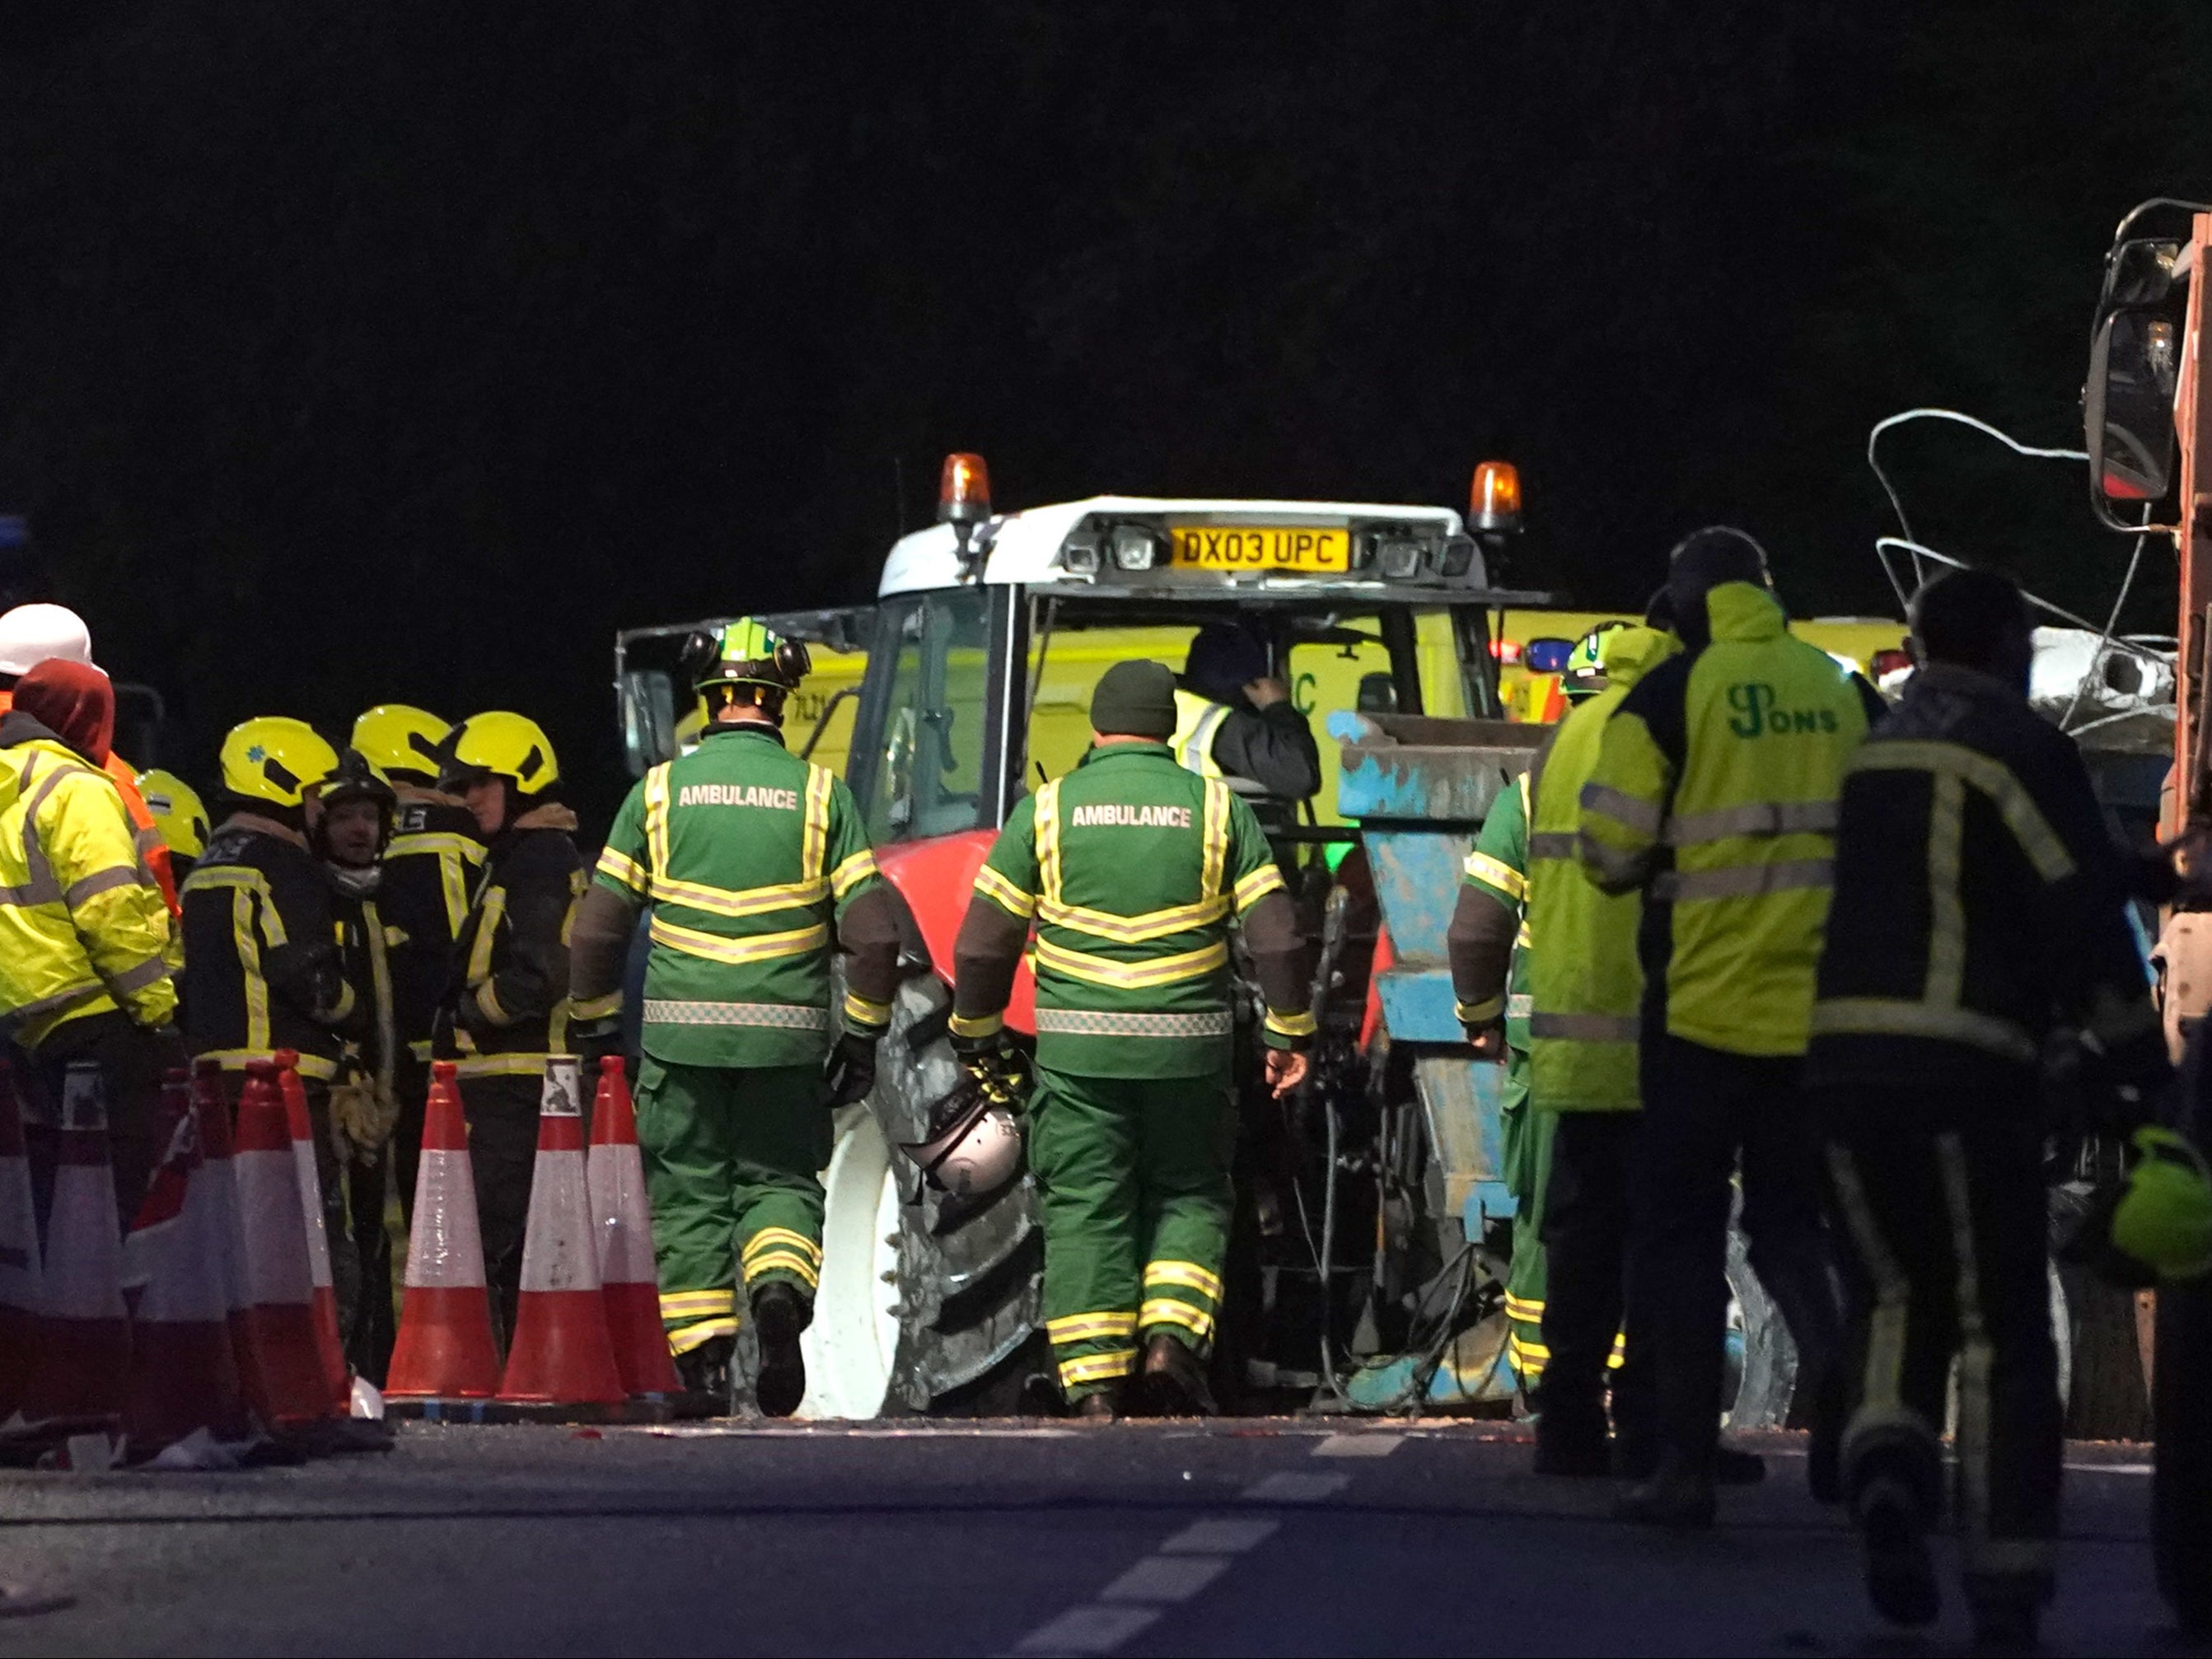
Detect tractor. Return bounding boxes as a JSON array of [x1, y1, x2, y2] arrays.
[[614, 456, 1805, 1424]]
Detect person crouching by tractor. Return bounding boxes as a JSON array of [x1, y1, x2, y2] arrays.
[[1807, 567, 2186, 1647], [949, 660, 1313, 1420], [568, 619, 902, 1415], [433, 712, 583, 1352]]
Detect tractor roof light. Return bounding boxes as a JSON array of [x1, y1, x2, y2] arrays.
[[1470, 460, 1522, 535], [1111, 524, 1163, 572], [938, 452, 992, 526]]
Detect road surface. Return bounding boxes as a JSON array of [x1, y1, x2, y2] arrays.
[[0, 1421, 2184, 1655]]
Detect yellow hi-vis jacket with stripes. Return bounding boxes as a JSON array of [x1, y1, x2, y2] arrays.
[[1527, 624, 1679, 1111], [1578, 582, 1884, 1058], [0, 723, 177, 1048]]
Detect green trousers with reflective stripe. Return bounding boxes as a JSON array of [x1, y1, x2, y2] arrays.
[[1499, 1049, 1555, 1386], [1028, 1063, 1234, 1400], [634, 1057, 830, 1355]]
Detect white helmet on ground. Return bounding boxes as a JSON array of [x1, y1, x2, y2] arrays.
[[901, 1074, 1024, 1199], [0, 604, 92, 676]]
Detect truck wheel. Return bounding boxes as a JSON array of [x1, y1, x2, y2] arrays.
[[799, 975, 1043, 1418], [1723, 1221, 1798, 1431], [2155, 1281, 2212, 1634]]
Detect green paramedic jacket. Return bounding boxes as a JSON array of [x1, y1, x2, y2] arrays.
[[951, 739, 1314, 1079], [589, 724, 894, 1069], [1524, 624, 1678, 1112], [1578, 582, 1884, 1058], [1447, 770, 1533, 1052]]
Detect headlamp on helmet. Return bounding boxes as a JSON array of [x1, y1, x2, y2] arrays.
[[900, 1072, 1024, 1199]]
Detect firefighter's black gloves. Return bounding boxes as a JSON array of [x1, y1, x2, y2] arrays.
[[822, 1031, 880, 1110]]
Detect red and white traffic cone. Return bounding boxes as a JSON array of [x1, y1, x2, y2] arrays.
[[189, 1059, 274, 1428], [587, 1057, 681, 1398], [386, 1063, 501, 1402], [498, 1057, 624, 1406], [0, 1052, 40, 1421], [231, 1061, 338, 1426], [20, 1061, 128, 1423], [119, 1084, 249, 1457], [271, 1050, 349, 1414]]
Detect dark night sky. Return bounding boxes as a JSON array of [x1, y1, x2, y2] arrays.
[[2, 2, 2209, 826]]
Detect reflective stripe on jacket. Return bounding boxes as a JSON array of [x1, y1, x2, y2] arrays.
[[1527, 624, 1679, 1110], [1578, 582, 1882, 1057], [1807, 661, 2158, 1088], [1171, 689, 1231, 778], [0, 720, 176, 1048]]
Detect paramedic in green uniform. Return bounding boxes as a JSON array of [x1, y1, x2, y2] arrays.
[[568, 619, 902, 1415], [948, 660, 1314, 1419]]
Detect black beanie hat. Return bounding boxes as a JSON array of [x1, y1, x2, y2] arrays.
[[1091, 660, 1178, 739], [1185, 622, 1269, 701]]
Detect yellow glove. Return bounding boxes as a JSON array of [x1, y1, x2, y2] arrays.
[[330, 1076, 402, 1165]]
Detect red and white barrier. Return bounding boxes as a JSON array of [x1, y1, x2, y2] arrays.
[[0, 1051, 40, 1421], [20, 1061, 128, 1423]]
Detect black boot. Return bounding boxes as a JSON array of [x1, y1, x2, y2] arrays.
[[1855, 1474, 1939, 1629], [1073, 1387, 1122, 1422], [1614, 1456, 1716, 1529], [1134, 1333, 1217, 1417], [1534, 1412, 1612, 1477], [751, 1282, 811, 1419], [675, 1334, 735, 1416]]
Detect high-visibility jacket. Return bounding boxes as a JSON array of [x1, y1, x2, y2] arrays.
[[592, 724, 893, 1069], [1808, 661, 2162, 1093], [381, 785, 484, 1063], [0, 689, 174, 917], [956, 740, 1310, 1078], [1171, 688, 1321, 801], [440, 804, 582, 1081], [0, 713, 177, 1047], [1578, 582, 1884, 1058], [1527, 624, 1680, 1110], [181, 813, 357, 1079]]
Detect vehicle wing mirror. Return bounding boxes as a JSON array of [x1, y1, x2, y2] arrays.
[[2085, 307, 2180, 507], [618, 669, 676, 777]]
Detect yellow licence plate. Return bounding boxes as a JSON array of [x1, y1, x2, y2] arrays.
[[1168, 525, 1350, 573]]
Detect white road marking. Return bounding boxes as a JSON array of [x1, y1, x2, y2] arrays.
[[2065, 1460, 2152, 1476], [1158, 1517, 1279, 1554], [1312, 1432, 1401, 1459], [1099, 1554, 1232, 1604], [1012, 1605, 1161, 1656], [1242, 1470, 1351, 1502]]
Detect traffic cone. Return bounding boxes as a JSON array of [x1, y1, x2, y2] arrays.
[[190, 1059, 273, 1425], [0, 1052, 40, 1420], [587, 1057, 681, 1397], [119, 1087, 249, 1456], [271, 1049, 349, 1413], [231, 1061, 336, 1426], [20, 1061, 127, 1423], [498, 1057, 624, 1406], [386, 1063, 501, 1401]]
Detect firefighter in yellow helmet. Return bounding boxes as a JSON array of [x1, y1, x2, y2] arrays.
[[433, 711, 582, 1346], [182, 717, 364, 1327], [135, 768, 210, 887], [350, 703, 482, 1227]]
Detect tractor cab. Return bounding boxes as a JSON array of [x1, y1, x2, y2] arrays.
[[840, 455, 1547, 983]]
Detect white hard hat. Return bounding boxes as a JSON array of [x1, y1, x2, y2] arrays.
[[901, 1074, 1024, 1199], [0, 604, 92, 677]]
